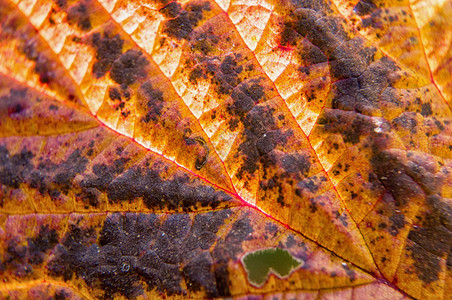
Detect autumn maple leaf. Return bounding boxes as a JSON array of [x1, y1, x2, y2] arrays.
[[0, 0, 451, 299]]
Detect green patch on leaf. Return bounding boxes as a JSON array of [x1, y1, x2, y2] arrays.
[[241, 248, 303, 287]]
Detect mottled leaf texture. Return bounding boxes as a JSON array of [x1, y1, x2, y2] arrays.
[[0, 0, 451, 299]]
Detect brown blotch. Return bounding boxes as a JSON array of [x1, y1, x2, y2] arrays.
[[67, 0, 92, 31], [91, 33, 124, 78], [407, 195, 452, 284], [110, 50, 149, 86], [163, 2, 211, 40]]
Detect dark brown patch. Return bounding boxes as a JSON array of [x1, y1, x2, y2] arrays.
[[108, 86, 122, 101], [212, 214, 254, 296], [91, 33, 124, 78], [190, 30, 219, 55], [235, 105, 276, 179], [106, 167, 229, 210], [54, 289, 70, 300], [421, 103, 433, 117], [139, 81, 165, 123], [79, 157, 129, 207], [388, 213, 406, 236], [67, 0, 92, 31], [48, 149, 89, 193], [407, 195, 452, 284], [227, 81, 265, 130], [300, 41, 328, 66], [49, 211, 232, 298], [188, 54, 243, 97], [159, 1, 181, 18], [354, 0, 378, 16], [110, 50, 149, 86], [163, 2, 211, 40], [392, 112, 418, 132], [0, 225, 58, 277], [34, 56, 56, 84], [318, 110, 384, 145], [21, 42, 56, 84], [370, 151, 423, 208], [0, 146, 34, 189], [52, 0, 67, 8]]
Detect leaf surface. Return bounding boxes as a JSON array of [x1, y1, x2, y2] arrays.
[[0, 0, 451, 299]]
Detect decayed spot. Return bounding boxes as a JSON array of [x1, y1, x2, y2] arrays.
[[110, 50, 149, 86], [66, 0, 93, 31], [139, 81, 165, 123], [0, 145, 88, 200], [0, 225, 59, 277], [241, 248, 303, 287], [91, 33, 124, 78], [163, 1, 211, 40], [406, 195, 452, 284], [106, 166, 230, 210], [48, 210, 233, 298]]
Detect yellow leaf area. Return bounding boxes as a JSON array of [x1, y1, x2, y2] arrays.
[[0, 0, 451, 299]]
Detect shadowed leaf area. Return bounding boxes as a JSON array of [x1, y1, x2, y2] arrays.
[[0, 0, 451, 299]]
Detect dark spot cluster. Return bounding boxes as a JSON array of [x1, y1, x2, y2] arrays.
[[282, 9, 349, 57], [368, 146, 452, 283], [420, 102, 432, 117], [331, 162, 350, 176], [354, 0, 378, 16], [407, 195, 452, 284], [318, 110, 385, 145], [289, 0, 334, 14], [66, 0, 92, 31], [91, 33, 124, 78], [212, 214, 254, 296], [189, 28, 219, 55], [0, 145, 89, 201], [296, 175, 327, 194], [106, 166, 230, 210], [0, 146, 34, 189], [138, 81, 165, 123], [232, 101, 311, 204], [1, 89, 29, 120], [341, 263, 356, 282], [235, 105, 278, 179], [53, 289, 70, 300], [227, 80, 265, 130], [21, 40, 56, 84], [163, 2, 211, 40], [110, 50, 149, 86], [188, 54, 244, 97], [281, 6, 400, 114], [108, 86, 131, 117], [370, 151, 424, 209], [392, 112, 418, 133], [48, 210, 241, 298], [260, 151, 311, 207], [387, 213, 406, 236], [331, 55, 399, 114], [52, 0, 67, 9], [0, 225, 59, 277], [359, 4, 406, 29], [79, 157, 130, 207], [32, 149, 89, 196], [159, 1, 181, 18]]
